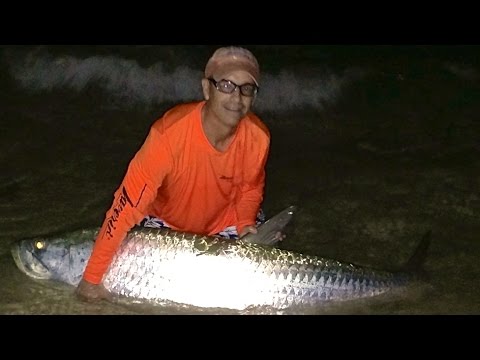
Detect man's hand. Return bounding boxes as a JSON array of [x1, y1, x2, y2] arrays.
[[75, 278, 112, 303], [239, 225, 286, 242], [238, 225, 258, 238]]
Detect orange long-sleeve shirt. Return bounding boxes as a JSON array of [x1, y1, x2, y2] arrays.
[[83, 101, 270, 284]]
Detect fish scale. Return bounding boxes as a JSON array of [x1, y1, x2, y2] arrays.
[[99, 228, 411, 309]]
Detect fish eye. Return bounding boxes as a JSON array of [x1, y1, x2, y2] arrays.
[[34, 240, 47, 251]]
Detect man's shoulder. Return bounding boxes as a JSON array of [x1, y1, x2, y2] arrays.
[[245, 112, 270, 140], [152, 101, 202, 132], [165, 101, 202, 120]]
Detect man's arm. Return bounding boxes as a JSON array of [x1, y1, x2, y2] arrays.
[[235, 135, 270, 236], [76, 125, 172, 301]]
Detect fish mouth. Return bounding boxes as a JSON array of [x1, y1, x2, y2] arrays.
[[11, 241, 52, 280]]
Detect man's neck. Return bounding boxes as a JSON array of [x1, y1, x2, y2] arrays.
[[201, 105, 238, 152]]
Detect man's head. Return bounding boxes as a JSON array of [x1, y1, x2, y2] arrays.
[[204, 46, 260, 86], [202, 46, 260, 128]]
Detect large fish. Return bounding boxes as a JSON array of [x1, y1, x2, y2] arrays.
[[11, 207, 429, 311]]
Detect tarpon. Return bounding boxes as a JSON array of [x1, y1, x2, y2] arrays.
[[10, 208, 430, 311]]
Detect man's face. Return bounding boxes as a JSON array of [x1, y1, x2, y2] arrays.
[[202, 70, 257, 127]]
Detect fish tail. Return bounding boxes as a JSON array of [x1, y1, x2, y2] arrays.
[[401, 230, 432, 279]]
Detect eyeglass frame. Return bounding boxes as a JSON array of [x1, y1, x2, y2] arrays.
[[207, 78, 259, 97]]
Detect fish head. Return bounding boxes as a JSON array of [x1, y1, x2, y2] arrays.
[[11, 237, 70, 280]]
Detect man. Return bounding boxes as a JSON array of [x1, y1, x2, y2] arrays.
[[76, 46, 271, 302]]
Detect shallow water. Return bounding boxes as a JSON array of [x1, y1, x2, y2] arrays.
[[1, 45, 479, 315]]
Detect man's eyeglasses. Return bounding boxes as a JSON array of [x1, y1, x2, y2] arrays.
[[208, 78, 259, 97]]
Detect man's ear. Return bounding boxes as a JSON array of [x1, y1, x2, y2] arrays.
[[201, 78, 210, 100]]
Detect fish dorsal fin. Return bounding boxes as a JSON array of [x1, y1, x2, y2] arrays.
[[242, 205, 296, 246]]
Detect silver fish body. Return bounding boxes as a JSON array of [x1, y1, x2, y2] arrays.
[[11, 227, 414, 311]]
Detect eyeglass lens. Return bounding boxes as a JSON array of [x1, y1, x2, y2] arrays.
[[209, 78, 258, 97]]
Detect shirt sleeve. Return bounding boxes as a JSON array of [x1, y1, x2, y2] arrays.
[[82, 125, 172, 284], [235, 139, 270, 235]]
